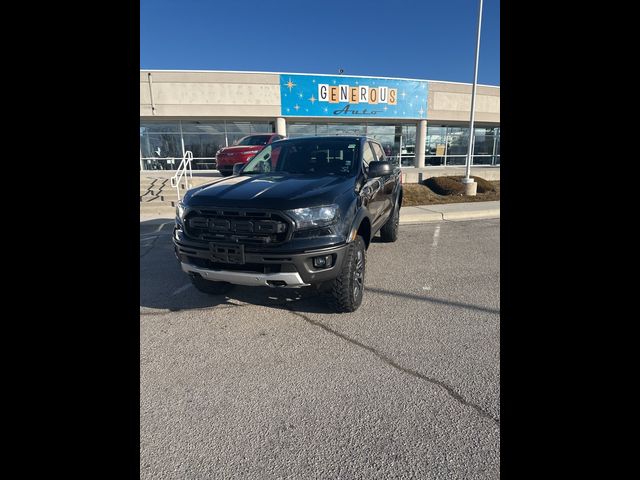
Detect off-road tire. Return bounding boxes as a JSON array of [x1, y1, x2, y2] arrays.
[[328, 235, 366, 312], [190, 275, 234, 295], [380, 203, 400, 242]]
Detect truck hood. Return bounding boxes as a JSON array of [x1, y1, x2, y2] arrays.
[[218, 145, 264, 154], [184, 173, 355, 210]]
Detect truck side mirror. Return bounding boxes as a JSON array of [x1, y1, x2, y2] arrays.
[[367, 160, 391, 178]]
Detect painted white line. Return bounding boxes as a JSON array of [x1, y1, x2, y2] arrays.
[[152, 222, 173, 233], [171, 283, 192, 296], [423, 225, 441, 292], [431, 225, 440, 248]]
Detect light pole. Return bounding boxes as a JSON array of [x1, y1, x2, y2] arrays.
[[463, 0, 484, 196]]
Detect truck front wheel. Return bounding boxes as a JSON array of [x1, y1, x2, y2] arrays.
[[328, 235, 366, 312], [189, 274, 234, 295]]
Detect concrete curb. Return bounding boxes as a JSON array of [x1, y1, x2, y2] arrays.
[[399, 210, 500, 224], [399, 201, 500, 224]]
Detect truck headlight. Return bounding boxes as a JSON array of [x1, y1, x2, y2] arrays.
[[176, 201, 187, 221], [286, 205, 338, 230]]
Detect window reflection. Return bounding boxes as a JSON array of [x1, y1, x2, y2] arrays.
[[140, 120, 500, 170], [140, 121, 275, 170], [425, 125, 500, 166]]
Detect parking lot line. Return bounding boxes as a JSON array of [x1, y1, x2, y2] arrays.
[[171, 283, 192, 296]]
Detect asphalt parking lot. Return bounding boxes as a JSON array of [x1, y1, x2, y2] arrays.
[[140, 218, 500, 479]]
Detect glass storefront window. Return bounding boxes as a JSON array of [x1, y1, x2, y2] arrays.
[[326, 124, 367, 136], [425, 125, 446, 165], [248, 122, 272, 133], [421, 125, 501, 166], [447, 127, 470, 156], [140, 131, 182, 159], [288, 123, 317, 137], [366, 125, 395, 157], [472, 156, 494, 165], [473, 135, 495, 155], [140, 120, 275, 170], [182, 134, 226, 168], [142, 123, 181, 133], [139, 120, 500, 170], [181, 122, 226, 134], [225, 122, 253, 146]]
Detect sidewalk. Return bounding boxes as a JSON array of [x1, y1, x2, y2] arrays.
[[140, 201, 500, 224], [400, 200, 500, 223]]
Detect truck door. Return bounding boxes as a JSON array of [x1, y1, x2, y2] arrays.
[[361, 141, 385, 227], [370, 141, 394, 218]]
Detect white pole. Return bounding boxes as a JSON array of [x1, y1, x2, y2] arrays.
[[464, 0, 484, 184]]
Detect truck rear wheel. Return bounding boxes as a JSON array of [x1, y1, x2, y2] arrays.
[[189, 274, 234, 295], [380, 203, 399, 242], [328, 235, 366, 312]]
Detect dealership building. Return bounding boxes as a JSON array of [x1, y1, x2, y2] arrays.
[[140, 70, 500, 179]]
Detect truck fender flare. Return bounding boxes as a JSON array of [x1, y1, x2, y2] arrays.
[[347, 209, 373, 247]]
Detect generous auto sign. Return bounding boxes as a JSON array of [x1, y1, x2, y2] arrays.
[[280, 74, 428, 119]]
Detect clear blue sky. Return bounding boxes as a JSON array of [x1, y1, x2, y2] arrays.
[[141, 0, 500, 86]]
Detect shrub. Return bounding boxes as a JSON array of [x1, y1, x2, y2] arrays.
[[423, 176, 465, 195]]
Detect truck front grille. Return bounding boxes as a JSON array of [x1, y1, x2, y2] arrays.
[[184, 208, 292, 246]]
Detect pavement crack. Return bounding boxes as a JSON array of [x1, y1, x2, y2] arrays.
[[285, 305, 499, 427]]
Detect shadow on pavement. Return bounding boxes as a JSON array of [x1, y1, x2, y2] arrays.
[[140, 219, 499, 316], [140, 219, 339, 314]]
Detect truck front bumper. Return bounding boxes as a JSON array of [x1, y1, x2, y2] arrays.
[[181, 263, 310, 287], [175, 238, 349, 288]]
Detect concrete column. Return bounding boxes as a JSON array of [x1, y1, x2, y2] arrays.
[[276, 117, 287, 136], [414, 119, 427, 168]]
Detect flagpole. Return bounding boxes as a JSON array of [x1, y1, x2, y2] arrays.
[[463, 0, 484, 196]]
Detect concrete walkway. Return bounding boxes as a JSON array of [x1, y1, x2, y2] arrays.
[[140, 201, 500, 225], [400, 201, 500, 223]]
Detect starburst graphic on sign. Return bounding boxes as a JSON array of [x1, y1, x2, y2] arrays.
[[383, 106, 388, 111], [285, 78, 297, 92], [418, 107, 425, 116], [323, 107, 328, 113], [298, 93, 303, 99], [286, 108, 290, 112], [294, 104, 300, 111], [400, 91, 406, 99], [308, 94, 317, 104]]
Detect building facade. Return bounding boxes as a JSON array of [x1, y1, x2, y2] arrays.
[[140, 70, 500, 172]]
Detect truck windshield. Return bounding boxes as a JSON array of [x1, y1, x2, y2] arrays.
[[242, 139, 359, 176]]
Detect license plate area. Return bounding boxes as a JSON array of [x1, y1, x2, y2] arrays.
[[209, 243, 245, 264]]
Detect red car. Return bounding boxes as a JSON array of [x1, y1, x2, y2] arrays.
[[215, 133, 285, 176]]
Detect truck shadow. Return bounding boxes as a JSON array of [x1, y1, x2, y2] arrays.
[[140, 219, 340, 314]]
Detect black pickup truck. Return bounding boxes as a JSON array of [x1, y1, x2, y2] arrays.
[[173, 136, 403, 312]]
